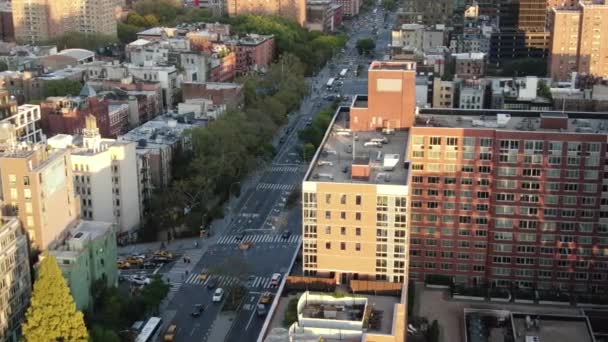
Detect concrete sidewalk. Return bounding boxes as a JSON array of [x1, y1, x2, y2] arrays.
[[206, 312, 236, 342]]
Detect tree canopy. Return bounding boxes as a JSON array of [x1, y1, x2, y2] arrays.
[[356, 38, 376, 55], [23, 254, 89, 342], [143, 53, 308, 239], [46, 31, 117, 51], [44, 79, 83, 97]]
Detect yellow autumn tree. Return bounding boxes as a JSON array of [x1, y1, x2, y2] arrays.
[[22, 254, 88, 342]]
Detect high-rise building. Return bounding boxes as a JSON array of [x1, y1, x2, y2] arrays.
[[302, 61, 415, 284], [12, 0, 117, 44], [305, 60, 608, 296], [47, 116, 141, 241], [226, 0, 306, 26], [0, 216, 31, 342], [549, 0, 608, 81], [0, 144, 79, 249]]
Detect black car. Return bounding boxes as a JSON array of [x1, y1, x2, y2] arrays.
[[191, 304, 204, 317], [142, 262, 158, 269], [235, 232, 245, 241], [281, 231, 292, 239], [206, 278, 218, 289]]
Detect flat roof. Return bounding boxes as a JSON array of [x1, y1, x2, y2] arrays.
[[306, 107, 409, 185], [415, 110, 608, 134], [511, 313, 595, 342]]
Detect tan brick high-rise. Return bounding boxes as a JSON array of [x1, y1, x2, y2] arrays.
[[549, 0, 608, 81], [12, 0, 117, 44], [226, 0, 306, 25], [0, 145, 79, 249]]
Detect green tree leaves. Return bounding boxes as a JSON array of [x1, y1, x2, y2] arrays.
[[23, 254, 89, 342], [44, 79, 83, 97], [356, 38, 376, 56]]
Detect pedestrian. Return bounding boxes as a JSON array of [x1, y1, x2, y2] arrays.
[[183, 257, 187, 263], [185, 270, 189, 276]]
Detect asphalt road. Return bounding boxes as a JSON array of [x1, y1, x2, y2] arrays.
[[155, 6, 397, 342]]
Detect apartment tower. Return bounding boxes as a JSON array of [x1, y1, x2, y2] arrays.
[[47, 115, 141, 241], [0, 143, 79, 249], [549, 0, 608, 81], [305, 60, 608, 297], [226, 0, 307, 26], [303, 61, 416, 284], [12, 0, 117, 44]]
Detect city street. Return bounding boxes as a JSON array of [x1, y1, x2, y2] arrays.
[[117, 6, 397, 342]]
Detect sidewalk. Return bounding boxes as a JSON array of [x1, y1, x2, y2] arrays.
[[206, 312, 236, 342]]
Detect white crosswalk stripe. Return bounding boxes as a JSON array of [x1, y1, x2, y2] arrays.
[[215, 234, 302, 245], [256, 183, 296, 191], [270, 166, 303, 173]]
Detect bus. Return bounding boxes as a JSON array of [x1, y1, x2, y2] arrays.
[[135, 317, 162, 342], [339, 69, 348, 78], [326, 78, 335, 89]]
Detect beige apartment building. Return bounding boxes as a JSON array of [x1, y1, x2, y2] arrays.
[[226, 0, 307, 26], [0, 144, 79, 249], [549, 0, 608, 81], [302, 61, 415, 284], [12, 0, 117, 44]]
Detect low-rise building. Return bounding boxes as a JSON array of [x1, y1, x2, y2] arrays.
[[458, 81, 485, 109], [432, 77, 455, 108], [119, 114, 204, 190], [126, 63, 179, 109], [453, 52, 486, 79], [391, 24, 446, 54], [182, 81, 244, 109], [306, 0, 338, 32], [0, 215, 31, 342], [0, 71, 44, 104], [178, 98, 226, 120], [209, 51, 236, 82], [232, 34, 275, 75], [47, 116, 141, 240], [333, 0, 360, 16], [49, 220, 117, 311], [490, 76, 552, 110]]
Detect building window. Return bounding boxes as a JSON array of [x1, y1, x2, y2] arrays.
[[355, 243, 361, 251], [355, 212, 361, 221], [341, 227, 346, 235], [326, 242, 331, 249], [325, 226, 331, 234], [340, 242, 346, 250], [356, 228, 361, 236]]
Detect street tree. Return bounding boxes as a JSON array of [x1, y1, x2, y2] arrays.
[[140, 275, 170, 314], [23, 254, 89, 342], [356, 38, 376, 56]]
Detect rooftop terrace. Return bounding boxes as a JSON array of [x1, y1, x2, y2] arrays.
[[511, 313, 594, 342], [306, 107, 409, 185]]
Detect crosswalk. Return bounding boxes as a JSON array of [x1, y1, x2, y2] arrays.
[[269, 166, 305, 173], [216, 234, 301, 245], [256, 183, 297, 191], [166, 248, 206, 293], [184, 273, 275, 289]]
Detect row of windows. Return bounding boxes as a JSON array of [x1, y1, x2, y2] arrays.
[[411, 136, 601, 153], [411, 151, 601, 166]]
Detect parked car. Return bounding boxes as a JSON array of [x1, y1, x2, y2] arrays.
[[164, 325, 177, 341], [206, 278, 218, 289], [212, 288, 224, 302], [281, 231, 292, 239], [129, 275, 151, 286], [270, 273, 282, 287], [191, 304, 204, 317], [142, 262, 158, 269]]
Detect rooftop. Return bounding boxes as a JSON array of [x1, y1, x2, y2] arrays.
[[306, 107, 410, 185], [120, 114, 201, 149], [416, 108, 608, 134], [453, 52, 486, 60], [57, 48, 95, 61], [50, 220, 113, 259], [511, 313, 594, 342]]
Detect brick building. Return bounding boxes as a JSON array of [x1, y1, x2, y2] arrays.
[[182, 81, 244, 109], [302, 60, 608, 296], [233, 34, 275, 75]]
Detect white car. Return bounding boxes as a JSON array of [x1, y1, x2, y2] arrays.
[[129, 275, 151, 286], [270, 273, 282, 287], [212, 288, 224, 302]]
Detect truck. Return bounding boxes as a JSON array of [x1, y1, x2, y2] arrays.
[[326, 78, 335, 89], [339, 68, 348, 78]]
